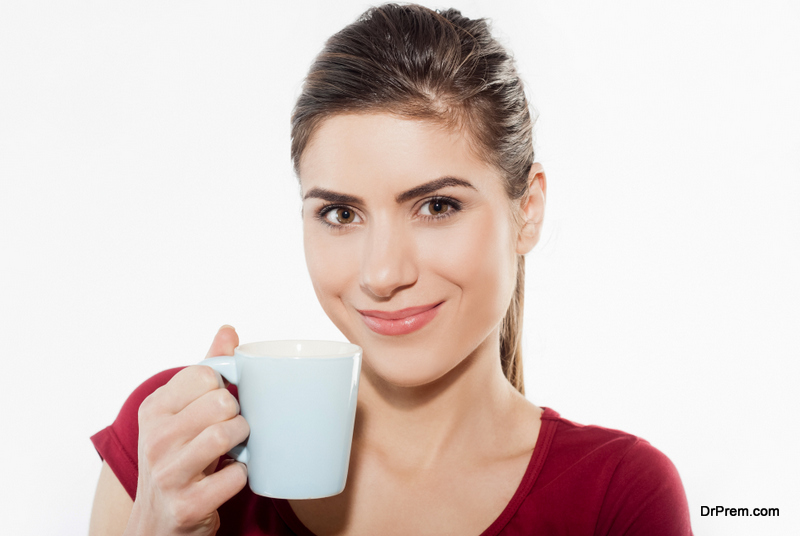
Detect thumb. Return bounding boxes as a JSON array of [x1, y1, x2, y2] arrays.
[[205, 324, 239, 359]]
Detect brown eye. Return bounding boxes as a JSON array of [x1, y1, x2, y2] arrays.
[[322, 206, 360, 225], [424, 199, 450, 216], [336, 208, 354, 223]]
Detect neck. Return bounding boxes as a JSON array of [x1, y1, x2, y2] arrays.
[[353, 327, 520, 477]]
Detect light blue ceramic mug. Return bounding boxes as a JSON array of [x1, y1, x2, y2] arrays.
[[201, 340, 362, 499]]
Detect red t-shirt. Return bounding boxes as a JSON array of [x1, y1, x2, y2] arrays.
[[91, 367, 693, 535]]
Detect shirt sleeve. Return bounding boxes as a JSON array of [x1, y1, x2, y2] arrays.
[[595, 439, 693, 536], [90, 367, 186, 500]]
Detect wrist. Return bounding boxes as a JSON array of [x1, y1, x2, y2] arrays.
[[123, 500, 163, 536]]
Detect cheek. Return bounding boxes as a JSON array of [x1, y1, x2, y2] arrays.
[[420, 212, 517, 319], [303, 227, 358, 322]]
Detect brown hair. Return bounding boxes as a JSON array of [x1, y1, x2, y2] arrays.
[[291, 3, 535, 394]]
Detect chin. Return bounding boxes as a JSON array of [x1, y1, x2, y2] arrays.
[[359, 342, 462, 389]]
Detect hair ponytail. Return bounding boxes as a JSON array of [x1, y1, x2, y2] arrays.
[[500, 255, 525, 394]]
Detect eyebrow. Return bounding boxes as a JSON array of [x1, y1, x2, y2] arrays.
[[302, 176, 477, 205]]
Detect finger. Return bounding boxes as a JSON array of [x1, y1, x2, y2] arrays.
[[179, 415, 250, 480], [203, 456, 221, 477], [174, 387, 241, 444], [189, 460, 248, 514], [145, 365, 226, 416], [205, 325, 239, 359]]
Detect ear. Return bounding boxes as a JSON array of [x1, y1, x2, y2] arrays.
[[516, 162, 547, 255]]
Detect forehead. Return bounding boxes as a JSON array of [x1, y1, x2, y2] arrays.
[[298, 113, 501, 196]]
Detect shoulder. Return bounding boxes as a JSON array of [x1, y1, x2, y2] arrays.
[[597, 437, 692, 535], [536, 409, 692, 535], [547, 410, 685, 484], [539, 409, 650, 477]]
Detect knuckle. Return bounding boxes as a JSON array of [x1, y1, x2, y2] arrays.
[[232, 461, 248, 488], [138, 389, 161, 421], [170, 496, 199, 529], [207, 424, 231, 452], [139, 431, 161, 463], [215, 389, 239, 418], [149, 462, 171, 489], [221, 462, 248, 493], [234, 415, 251, 439], [149, 457, 182, 492], [194, 365, 223, 391], [139, 422, 173, 466], [140, 436, 157, 462]]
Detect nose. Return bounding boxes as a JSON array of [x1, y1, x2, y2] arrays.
[[359, 219, 418, 299]]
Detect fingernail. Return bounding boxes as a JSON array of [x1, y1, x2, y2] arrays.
[[219, 324, 236, 332]]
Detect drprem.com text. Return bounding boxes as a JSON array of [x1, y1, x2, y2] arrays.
[[700, 506, 779, 517]]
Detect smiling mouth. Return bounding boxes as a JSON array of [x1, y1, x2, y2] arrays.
[[357, 302, 443, 336]]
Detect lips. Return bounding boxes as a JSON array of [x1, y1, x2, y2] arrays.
[[357, 302, 443, 336]]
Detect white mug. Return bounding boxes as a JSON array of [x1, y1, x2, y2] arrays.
[[201, 340, 362, 499]]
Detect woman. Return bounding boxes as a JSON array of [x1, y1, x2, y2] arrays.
[[89, 4, 692, 535]]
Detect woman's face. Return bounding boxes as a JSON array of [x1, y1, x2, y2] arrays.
[[299, 113, 522, 388]]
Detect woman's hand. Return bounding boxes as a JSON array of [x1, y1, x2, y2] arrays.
[[125, 326, 250, 536]]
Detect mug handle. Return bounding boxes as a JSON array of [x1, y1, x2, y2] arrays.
[[200, 355, 249, 465]]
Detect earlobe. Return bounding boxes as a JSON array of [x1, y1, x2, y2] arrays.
[[515, 163, 547, 255]]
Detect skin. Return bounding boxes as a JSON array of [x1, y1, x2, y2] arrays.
[[291, 113, 548, 534], [89, 327, 249, 536], [88, 112, 548, 536]]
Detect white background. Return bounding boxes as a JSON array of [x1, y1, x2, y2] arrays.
[[1, 1, 798, 534]]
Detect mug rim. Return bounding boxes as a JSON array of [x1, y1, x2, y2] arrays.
[[235, 340, 362, 359]]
